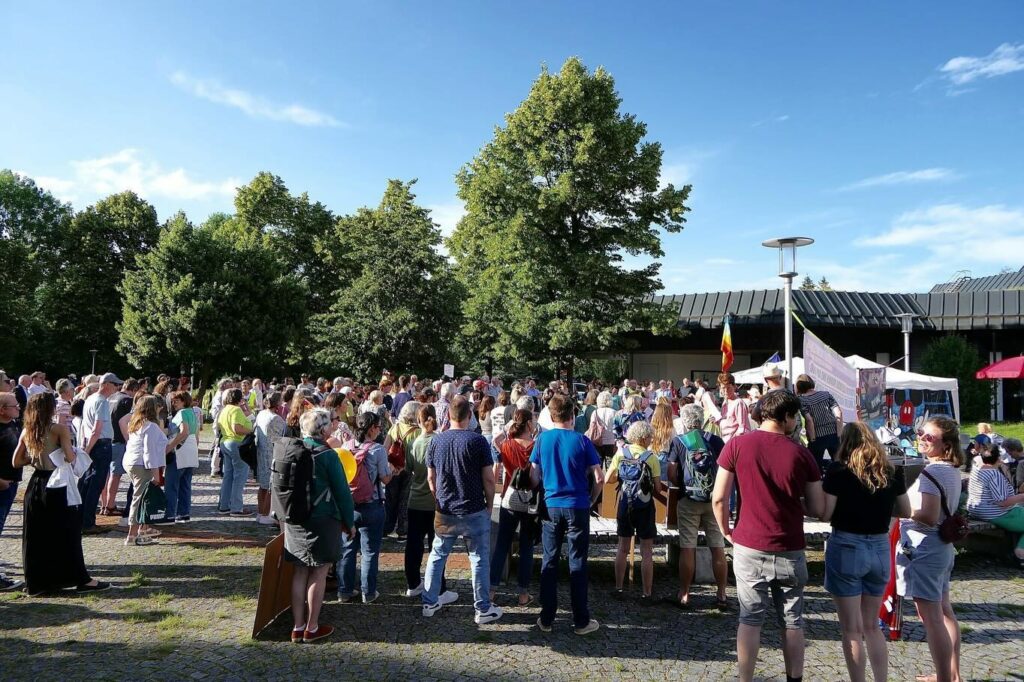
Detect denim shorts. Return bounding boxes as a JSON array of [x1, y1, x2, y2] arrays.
[[896, 527, 954, 602], [824, 529, 890, 597], [733, 543, 808, 629], [110, 442, 127, 476]]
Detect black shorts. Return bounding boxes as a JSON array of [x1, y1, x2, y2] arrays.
[[616, 501, 657, 540]]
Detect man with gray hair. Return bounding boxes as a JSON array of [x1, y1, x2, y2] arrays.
[[436, 382, 455, 432], [667, 404, 729, 610], [1004, 438, 1024, 492]]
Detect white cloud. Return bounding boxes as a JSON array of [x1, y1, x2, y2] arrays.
[[751, 114, 790, 128], [170, 71, 343, 127], [27, 149, 240, 204], [939, 43, 1024, 86], [659, 163, 695, 189], [858, 203, 1024, 283], [427, 201, 466, 238], [838, 167, 959, 192]]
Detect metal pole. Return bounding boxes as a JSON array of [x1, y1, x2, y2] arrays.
[[903, 331, 911, 372], [784, 274, 794, 388], [90, 350, 97, 375]]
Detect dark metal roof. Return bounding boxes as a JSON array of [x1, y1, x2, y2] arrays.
[[929, 267, 1024, 293], [653, 289, 1024, 331]]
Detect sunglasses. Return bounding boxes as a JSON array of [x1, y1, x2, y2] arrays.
[[915, 429, 940, 444]]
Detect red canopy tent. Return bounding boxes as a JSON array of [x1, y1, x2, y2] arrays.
[[976, 356, 1024, 379]]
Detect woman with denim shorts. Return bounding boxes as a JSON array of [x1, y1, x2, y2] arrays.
[[896, 416, 965, 682], [822, 422, 910, 682]]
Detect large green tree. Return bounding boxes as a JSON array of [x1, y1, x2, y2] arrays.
[[312, 180, 463, 380], [118, 212, 306, 389], [449, 57, 690, 381], [919, 335, 991, 421], [35, 191, 160, 373], [0, 171, 73, 372], [234, 172, 338, 365]]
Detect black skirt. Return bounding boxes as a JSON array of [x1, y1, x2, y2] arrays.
[[23, 469, 91, 595]]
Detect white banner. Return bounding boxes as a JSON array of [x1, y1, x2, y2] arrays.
[[803, 329, 858, 422], [443, 363, 455, 379]]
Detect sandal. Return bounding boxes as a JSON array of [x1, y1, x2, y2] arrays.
[[124, 535, 156, 546], [517, 594, 535, 607]]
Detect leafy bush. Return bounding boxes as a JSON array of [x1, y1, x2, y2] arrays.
[[919, 335, 992, 422]]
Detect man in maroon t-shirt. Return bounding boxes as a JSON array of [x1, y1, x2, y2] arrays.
[[712, 390, 823, 682]]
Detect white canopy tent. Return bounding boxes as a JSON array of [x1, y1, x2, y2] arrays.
[[732, 355, 961, 422]]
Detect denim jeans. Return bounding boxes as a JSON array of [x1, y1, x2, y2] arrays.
[[339, 500, 386, 598], [422, 509, 492, 613], [405, 508, 447, 592], [0, 483, 18, 534], [78, 439, 111, 529], [489, 507, 537, 593], [808, 433, 839, 473], [164, 454, 194, 519], [218, 439, 249, 513], [540, 506, 591, 628]]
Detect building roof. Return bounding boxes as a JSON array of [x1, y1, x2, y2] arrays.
[[929, 266, 1024, 293], [652, 289, 1024, 331]]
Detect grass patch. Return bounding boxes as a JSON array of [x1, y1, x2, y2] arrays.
[[198, 574, 220, 583], [127, 571, 150, 589], [993, 422, 1024, 442], [214, 609, 232, 620], [959, 624, 973, 635], [124, 607, 175, 624], [210, 546, 247, 558], [151, 591, 173, 606], [996, 604, 1024, 618], [156, 614, 186, 632], [0, 591, 26, 603], [226, 594, 256, 609]]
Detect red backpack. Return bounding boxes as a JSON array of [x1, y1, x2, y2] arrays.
[[346, 441, 376, 504]]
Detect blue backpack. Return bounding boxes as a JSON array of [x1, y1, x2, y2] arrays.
[[618, 448, 654, 509]]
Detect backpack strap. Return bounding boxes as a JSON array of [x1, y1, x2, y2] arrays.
[[919, 469, 954, 520]]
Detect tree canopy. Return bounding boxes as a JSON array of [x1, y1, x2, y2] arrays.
[[312, 180, 463, 380], [449, 57, 690, 379]]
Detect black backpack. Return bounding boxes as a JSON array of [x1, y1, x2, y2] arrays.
[[271, 437, 329, 524]]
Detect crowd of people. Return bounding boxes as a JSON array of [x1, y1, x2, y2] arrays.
[[0, 366, 1021, 681]]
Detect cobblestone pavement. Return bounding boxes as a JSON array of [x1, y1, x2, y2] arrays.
[[1, 466, 1022, 681]]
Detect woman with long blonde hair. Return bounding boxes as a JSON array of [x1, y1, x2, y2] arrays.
[[13, 393, 109, 594], [821, 422, 910, 682], [123, 394, 169, 545], [650, 402, 675, 483]]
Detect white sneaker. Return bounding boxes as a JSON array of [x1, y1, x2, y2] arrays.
[[437, 590, 458, 605], [474, 605, 503, 625], [536, 616, 552, 632], [405, 582, 424, 597], [422, 601, 441, 617], [257, 515, 277, 525], [574, 619, 600, 635], [362, 591, 380, 604]]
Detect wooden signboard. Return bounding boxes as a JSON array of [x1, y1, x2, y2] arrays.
[[251, 533, 294, 638]]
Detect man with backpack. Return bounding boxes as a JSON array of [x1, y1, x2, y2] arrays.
[[711, 390, 823, 682], [608, 420, 662, 604], [421, 396, 502, 624], [667, 404, 728, 610]]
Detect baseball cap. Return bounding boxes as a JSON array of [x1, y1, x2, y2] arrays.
[[339, 386, 352, 395], [99, 372, 124, 386]]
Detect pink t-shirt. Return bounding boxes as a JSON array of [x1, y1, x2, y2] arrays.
[[718, 429, 821, 552]]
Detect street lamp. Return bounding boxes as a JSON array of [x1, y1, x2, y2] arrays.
[[896, 313, 915, 372], [762, 237, 815, 387], [89, 349, 98, 375]]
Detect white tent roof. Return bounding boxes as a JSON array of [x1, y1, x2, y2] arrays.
[[732, 354, 960, 421]]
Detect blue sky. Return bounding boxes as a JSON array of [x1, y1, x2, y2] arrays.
[[3, 1, 1023, 293]]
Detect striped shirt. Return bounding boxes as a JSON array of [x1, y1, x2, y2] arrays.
[[967, 467, 1014, 521], [799, 391, 840, 438]]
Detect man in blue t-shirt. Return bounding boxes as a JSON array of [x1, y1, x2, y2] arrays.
[[422, 396, 502, 625], [530, 394, 605, 635]]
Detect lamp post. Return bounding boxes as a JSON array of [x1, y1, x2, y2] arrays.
[[89, 349, 98, 376], [762, 237, 815, 387], [896, 313, 915, 372]]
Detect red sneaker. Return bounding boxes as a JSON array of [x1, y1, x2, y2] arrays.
[[303, 623, 334, 643]]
